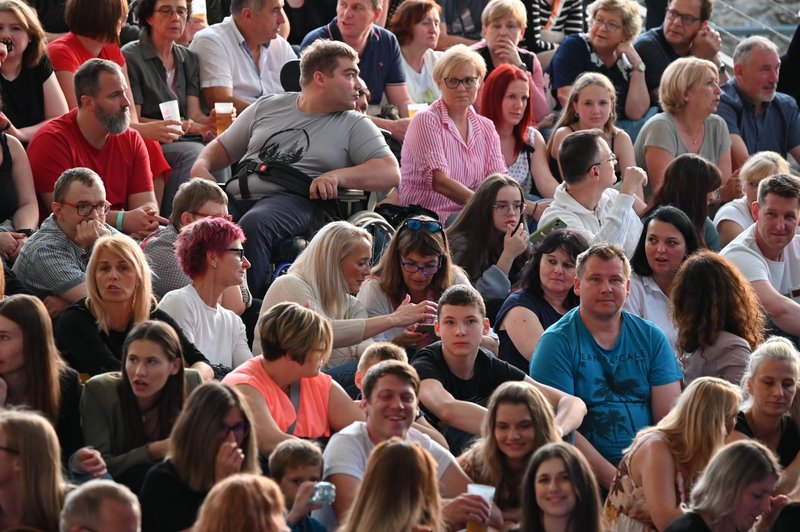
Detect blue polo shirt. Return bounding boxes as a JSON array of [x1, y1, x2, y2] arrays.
[[716, 79, 800, 158], [634, 27, 680, 97], [300, 18, 406, 104]]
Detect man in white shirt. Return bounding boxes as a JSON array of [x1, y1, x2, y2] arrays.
[[538, 129, 646, 257], [721, 174, 800, 344], [190, 0, 297, 113], [317, 360, 500, 531]]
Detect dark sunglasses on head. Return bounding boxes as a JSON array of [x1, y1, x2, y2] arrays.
[[402, 218, 442, 233]]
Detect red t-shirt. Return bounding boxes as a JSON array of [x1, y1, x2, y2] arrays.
[[28, 108, 153, 210]]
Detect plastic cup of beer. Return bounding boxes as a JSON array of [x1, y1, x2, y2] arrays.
[[407, 102, 428, 118], [158, 99, 183, 133], [215, 102, 234, 135], [465, 483, 495, 532]]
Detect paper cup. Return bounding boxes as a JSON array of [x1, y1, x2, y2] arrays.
[[159, 100, 183, 133]]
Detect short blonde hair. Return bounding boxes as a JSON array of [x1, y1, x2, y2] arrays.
[[739, 151, 790, 189], [659, 56, 718, 114], [586, 0, 641, 41], [432, 44, 487, 84], [481, 0, 526, 28]]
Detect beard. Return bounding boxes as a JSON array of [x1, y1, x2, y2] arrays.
[[96, 105, 130, 135]]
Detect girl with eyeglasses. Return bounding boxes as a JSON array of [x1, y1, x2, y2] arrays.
[[447, 174, 531, 309], [398, 45, 507, 223], [494, 230, 588, 373], [140, 382, 259, 531], [159, 217, 252, 374], [56, 234, 214, 380], [81, 320, 204, 493], [357, 215, 470, 351]]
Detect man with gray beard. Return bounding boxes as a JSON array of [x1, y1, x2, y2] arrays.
[[27, 59, 167, 239]]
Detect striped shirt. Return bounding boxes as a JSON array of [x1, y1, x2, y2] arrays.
[[398, 98, 506, 221], [524, 0, 585, 53]]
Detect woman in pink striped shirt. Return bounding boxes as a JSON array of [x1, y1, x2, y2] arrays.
[[398, 45, 507, 222]]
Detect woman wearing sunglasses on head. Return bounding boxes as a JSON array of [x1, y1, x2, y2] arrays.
[[357, 215, 470, 352]]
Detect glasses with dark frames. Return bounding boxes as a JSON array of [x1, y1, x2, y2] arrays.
[[227, 248, 246, 261], [59, 201, 112, 217], [221, 420, 250, 440], [400, 256, 443, 276], [442, 76, 479, 89], [665, 8, 701, 25]]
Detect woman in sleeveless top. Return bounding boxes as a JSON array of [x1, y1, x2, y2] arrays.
[[547, 72, 634, 184], [604, 377, 741, 531]]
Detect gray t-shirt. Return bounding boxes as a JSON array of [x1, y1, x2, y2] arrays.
[[220, 92, 392, 197]]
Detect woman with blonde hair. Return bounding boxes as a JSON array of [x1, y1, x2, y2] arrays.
[[728, 336, 800, 494], [458, 381, 561, 526], [672, 251, 765, 386], [224, 302, 362, 457], [713, 151, 791, 247], [604, 377, 742, 530], [194, 474, 288, 532], [56, 234, 212, 379], [0, 408, 65, 531], [341, 438, 444, 532], [635, 56, 732, 197], [140, 382, 259, 530], [664, 440, 783, 532], [257, 221, 436, 367], [547, 72, 635, 183], [398, 44, 506, 222]]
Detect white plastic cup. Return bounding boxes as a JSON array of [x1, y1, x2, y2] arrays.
[[465, 483, 495, 532], [214, 102, 234, 135], [407, 102, 428, 118], [159, 100, 183, 133]]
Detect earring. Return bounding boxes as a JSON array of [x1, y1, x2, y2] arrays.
[[213, 263, 217, 270], [575, 112, 579, 119]]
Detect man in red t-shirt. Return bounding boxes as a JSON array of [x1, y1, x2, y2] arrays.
[[28, 59, 167, 237]]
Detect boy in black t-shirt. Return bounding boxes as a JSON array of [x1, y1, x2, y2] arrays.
[[412, 285, 586, 454]]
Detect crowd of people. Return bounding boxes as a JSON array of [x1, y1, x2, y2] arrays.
[[2, 0, 800, 530]]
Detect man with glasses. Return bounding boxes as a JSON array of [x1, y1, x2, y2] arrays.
[[28, 59, 166, 239], [634, 0, 727, 107], [13, 168, 119, 317], [189, 0, 296, 113], [300, 0, 414, 141], [537, 129, 645, 257]]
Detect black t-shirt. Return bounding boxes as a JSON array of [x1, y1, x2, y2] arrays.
[[0, 56, 53, 130], [411, 341, 526, 427], [285, 0, 338, 45], [734, 411, 800, 468], [140, 460, 207, 532], [0, 134, 17, 222], [664, 511, 712, 532], [27, 0, 68, 34]]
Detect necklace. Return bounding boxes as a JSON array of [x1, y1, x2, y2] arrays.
[[679, 121, 704, 147]]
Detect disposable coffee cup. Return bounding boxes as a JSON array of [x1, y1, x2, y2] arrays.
[[159, 100, 183, 133]]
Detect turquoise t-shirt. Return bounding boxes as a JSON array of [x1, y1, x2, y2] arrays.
[[530, 307, 682, 465]]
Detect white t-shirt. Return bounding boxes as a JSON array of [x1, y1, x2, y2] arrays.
[[315, 421, 457, 529], [721, 224, 800, 303], [159, 284, 252, 368], [713, 196, 753, 231], [624, 273, 677, 349]]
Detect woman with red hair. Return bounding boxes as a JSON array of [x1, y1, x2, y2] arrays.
[[479, 64, 557, 208]]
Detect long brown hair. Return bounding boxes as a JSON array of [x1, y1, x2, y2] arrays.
[[0, 294, 65, 422]]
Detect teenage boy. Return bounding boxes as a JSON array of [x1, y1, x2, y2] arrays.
[[268, 439, 326, 532], [412, 284, 586, 454]]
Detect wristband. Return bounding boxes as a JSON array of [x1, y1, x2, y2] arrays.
[[116, 210, 125, 231]]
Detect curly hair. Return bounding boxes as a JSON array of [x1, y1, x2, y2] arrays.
[[671, 250, 765, 354], [175, 216, 246, 279]]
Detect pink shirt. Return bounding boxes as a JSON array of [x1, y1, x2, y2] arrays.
[[398, 98, 506, 221], [223, 357, 332, 439]]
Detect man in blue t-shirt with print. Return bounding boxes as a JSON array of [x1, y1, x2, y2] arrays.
[[530, 243, 682, 489]]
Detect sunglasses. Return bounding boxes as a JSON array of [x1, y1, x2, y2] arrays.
[[402, 218, 442, 233]]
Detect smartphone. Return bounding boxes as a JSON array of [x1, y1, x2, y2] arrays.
[[416, 324, 435, 334], [529, 217, 567, 246]]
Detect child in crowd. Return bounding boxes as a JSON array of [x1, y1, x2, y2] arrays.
[[412, 284, 586, 454], [269, 440, 326, 532]]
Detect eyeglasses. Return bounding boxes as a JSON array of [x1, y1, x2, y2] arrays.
[[227, 248, 246, 261], [59, 201, 112, 217], [191, 211, 233, 222], [0, 445, 19, 455], [586, 153, 618, 173], [665, 8, 701, 25], [155, 6, 189, 18], [402, 218, 442, 233], [220, 420, 250, 440], [400, 256, 442, 276], [591, 16, 623, 32], [442, 76, 479, 89], [492, 202, 524, 214]]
